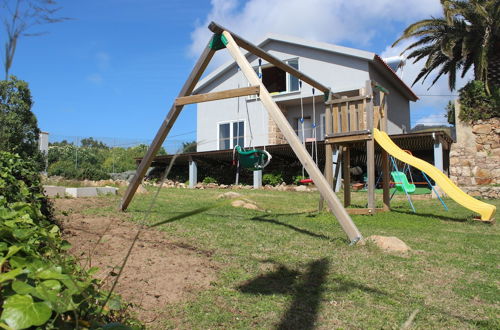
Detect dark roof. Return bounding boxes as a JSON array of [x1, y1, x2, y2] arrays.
[[140, 131, 453, 167]]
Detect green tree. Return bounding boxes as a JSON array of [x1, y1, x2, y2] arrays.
[[80, 137, 109, 149], [0, 76, 41, 161], [393, 0, 500, 92], [182, 140, 197, 153]]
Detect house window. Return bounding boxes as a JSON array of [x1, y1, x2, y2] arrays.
[[218, 120, 244, 150], [257, 59, 299, 94]]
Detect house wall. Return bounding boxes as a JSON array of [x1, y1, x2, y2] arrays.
[[196, 68, 269, 152], [196, 40, 411, 151], [368, 63, 411, 134]]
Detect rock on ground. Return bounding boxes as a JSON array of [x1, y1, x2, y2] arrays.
[[136, 184, 148, 194], [363, 235, 411, 253], [231, 199, 260, 210], [217, 191, 242, 199]]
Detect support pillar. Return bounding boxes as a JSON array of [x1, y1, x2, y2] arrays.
[[253, 170, 262, 189], [367, 139, 376, 212], [189, 158, 197, 188], [333, 147, 342, 192], [342, 147, 351, 207], [433, 136, 444, 173], [381, 149, 390, 211]]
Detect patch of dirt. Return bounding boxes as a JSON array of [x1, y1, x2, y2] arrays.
[[53, 198, 217, 325]]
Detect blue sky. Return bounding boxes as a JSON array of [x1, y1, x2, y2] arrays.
[[2, 0, 465, 150]]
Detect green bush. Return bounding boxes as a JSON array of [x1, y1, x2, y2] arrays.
[[202, 176, 217, 184], [458, 80, 500, 123], [263, 173, 284, 186], [48, 161, 109, 181], [0, 152, 137, 329], [293, 175, 307, 185]]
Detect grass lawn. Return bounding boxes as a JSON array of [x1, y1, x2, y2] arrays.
[[81, 188, 499, 329]]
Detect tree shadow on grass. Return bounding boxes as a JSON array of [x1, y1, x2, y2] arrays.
[[238, 259, 387, 330], [250, 215, 346, 242]]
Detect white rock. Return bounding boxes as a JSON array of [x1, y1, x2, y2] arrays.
[[363, 235, 410, 253]]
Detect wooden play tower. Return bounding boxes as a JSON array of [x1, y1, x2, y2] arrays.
[[323, 81, 391, 215]]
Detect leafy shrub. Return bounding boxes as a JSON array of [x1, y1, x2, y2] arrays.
[[293, 175, 307, 185], [263, 173, 284, 186], [0, 152, 136, 329], [202, 176, 217, 184], [458, 80, 500, 123]]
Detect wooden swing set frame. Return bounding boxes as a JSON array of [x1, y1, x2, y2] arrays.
[[120, 22, 363, 244]]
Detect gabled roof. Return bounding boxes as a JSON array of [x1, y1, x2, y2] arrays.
[[194, 34, 418, 101]]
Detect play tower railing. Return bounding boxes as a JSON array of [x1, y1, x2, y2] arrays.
[[323, 80, 390, 215]]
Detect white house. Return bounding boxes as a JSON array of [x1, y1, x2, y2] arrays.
[[194, 34, 418, 152]]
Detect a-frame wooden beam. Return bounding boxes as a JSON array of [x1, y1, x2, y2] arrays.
[[208, 21, 340, 97], [221, 30, 362, 243], [175, 86, 259, 106], [120, 42, 216, 211]]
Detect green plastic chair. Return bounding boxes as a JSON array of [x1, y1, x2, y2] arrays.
[[234, 146, 272, 171], [391, 171, 416, 194]]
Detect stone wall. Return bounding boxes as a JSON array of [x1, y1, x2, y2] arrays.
[[449, 117, 500, 198], [268, 104, 287, 145]]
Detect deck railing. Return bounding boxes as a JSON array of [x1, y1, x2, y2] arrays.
[[325, 80, 388, 136]]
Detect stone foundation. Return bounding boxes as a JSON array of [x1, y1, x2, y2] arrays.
[[449, 118, 500, 187], [268, 104, 287, 145]]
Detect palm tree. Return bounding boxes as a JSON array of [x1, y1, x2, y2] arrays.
[[393, 0, 500, 92]]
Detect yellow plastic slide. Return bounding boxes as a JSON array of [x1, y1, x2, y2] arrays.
[[373, 128, 496, 221]]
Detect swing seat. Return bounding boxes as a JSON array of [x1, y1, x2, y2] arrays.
[[234, 146, 272, 171], [299, 178, 313, 184], [390, 171, 416, 194]]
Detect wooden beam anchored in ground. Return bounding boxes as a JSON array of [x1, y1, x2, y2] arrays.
[[175, 86, 260, 106], [221, 30, 362, 244], [120, 43, 216, 211], [347, 208, 387, 215]]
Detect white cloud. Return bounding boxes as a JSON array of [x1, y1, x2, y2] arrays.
[[414, 113, 449, 126], [96, 52, 110, 70], [87, 73, 103, 85], [190, 0, 472, 128], [189, 0, 442, 63]]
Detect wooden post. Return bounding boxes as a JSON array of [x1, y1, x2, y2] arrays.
[[365, 80, 376, 213], [222, 30, 362, 243], [320, 104, 334, 211], [120, 43, 216, 211], [381, 150, 390, 211], [175, 86, 259, 106], [342, 146, 351, 207]]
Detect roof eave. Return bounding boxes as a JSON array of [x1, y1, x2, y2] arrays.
[[372, 55, 419, 102]]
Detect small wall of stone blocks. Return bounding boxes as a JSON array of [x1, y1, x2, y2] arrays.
[[449, 117, 500, 198]]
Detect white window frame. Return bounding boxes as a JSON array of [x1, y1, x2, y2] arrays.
[[248, 58, 300, 99], [217, 119, 245, 150]]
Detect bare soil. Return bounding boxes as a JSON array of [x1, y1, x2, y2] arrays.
[[53, 198, 217, 325]]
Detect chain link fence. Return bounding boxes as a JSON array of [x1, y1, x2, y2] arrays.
[[44, 133, 195, 180]]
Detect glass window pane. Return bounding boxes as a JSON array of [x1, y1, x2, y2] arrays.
[[233, 121, 244, 147], [219, 123, 230, 150], [287, 59, 299, 91]]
